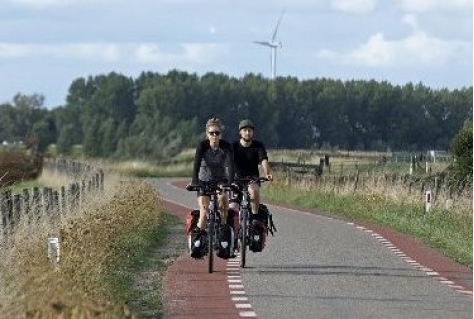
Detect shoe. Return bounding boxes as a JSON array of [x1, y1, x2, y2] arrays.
[[233, 238, 239, 251]]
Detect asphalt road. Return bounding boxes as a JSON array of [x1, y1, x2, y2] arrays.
[[150, 178, 472, 319]]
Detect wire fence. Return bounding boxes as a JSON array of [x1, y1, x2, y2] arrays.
[[270, 158, 472, 217], [0, 158, 104, 243]]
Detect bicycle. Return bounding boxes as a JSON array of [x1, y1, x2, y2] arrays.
[[186, 181, 232, 273], [233, 177, 269, 268]]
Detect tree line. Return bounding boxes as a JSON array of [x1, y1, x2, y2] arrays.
[[0, 70, 471, 161]]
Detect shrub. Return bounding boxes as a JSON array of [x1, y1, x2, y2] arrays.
[[450, 121, 473, 185]]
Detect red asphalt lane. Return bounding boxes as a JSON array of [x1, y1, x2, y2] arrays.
[[161, 180, 472, 318], [162, 198, 245, 319]]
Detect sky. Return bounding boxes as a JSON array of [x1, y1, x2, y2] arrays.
[[1, 0, 472, 109]]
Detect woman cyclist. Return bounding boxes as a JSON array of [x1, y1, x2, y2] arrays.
[[188, 117, 235, 238]]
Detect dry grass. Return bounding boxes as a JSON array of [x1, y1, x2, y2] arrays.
[[109, 160, 192, 178], [268, 149, 390, 164], [37, 169, 76, 189], [0, 168, 165, 318], [283, 171, 472, 218]]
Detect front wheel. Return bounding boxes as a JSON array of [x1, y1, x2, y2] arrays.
[[208, 215, 215, 273], [240, 209, 248, 268]]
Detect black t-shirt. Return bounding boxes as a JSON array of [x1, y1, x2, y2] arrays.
[[232, 140, 268, 178], [192, 139, 234, 184]]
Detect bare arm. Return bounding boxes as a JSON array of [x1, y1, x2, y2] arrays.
[[260, 158, 273, 181]]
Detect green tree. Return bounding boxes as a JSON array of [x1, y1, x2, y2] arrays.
[[56, 124, 75, 155], [450, 121, 473, 184]]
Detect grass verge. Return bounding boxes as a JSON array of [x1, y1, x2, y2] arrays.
[[0, 178, 171, 318]]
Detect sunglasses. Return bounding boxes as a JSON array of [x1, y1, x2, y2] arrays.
[[208, 131, 221, 136]]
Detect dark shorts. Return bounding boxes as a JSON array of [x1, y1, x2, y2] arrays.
[[196, 180, 228, 197], [229, 178, 260, 204], [229, 190, 241, 204]]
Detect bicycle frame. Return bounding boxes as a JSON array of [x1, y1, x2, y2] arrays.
[[186, 181, 230, 273], [235, 177, 268, 268], [206, 189, 220, 273]]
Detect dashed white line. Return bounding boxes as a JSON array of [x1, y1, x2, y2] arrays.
[[229, 279, 242, 283], [348, 221, 472, 297], [230, 284, 245, 289], [236, 303, 252, 308], [232, 296, 249, 301], [239, 311, 257, 317], [226, 257, 259, 318]]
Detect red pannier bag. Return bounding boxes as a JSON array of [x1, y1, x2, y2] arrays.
[[185, 210, 200, 237]]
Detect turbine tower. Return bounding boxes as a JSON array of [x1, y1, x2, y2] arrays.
[[254, 10, 285, 80]]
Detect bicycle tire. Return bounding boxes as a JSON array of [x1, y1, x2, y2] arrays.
[[208, 213, 215, 273], [240, 208, 248, 268]]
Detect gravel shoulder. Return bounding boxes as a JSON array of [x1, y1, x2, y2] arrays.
[[127, 213, 187, 318]]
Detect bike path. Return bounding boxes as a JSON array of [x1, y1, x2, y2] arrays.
[[150, 178, 472, 319]]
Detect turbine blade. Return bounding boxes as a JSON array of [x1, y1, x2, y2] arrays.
[[253, 41, 272, 47], [271, 9, 285, 42]]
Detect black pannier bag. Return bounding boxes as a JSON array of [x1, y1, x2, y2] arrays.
[[248, 204, 277, 253], [190, 227, 207, 258], [217, 224, 234, 259], [257, 204, 277, 236], [248, 219, 266, 252]]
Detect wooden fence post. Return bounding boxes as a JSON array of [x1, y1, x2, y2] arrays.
[[13, 194, 21, 230], [68, 183, 75, 213], [53, 190, 60, 222], [353, 170, 360, 194], [81, 180, 86, 207], [61, 186, 66, 216], [3, 190, 12, 240], [75, 182, 81, 209], [21, 188, 30, 227], [0, 191, 8, 241], [33, 187, 40, 223], [99, 169, 104, 191]]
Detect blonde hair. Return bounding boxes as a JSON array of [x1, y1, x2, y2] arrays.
[[206, 117, 222, 131]]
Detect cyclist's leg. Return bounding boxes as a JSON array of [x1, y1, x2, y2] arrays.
[[228, 189, 240, 213], [248, 182, 260, 215], [228, 190, 241, 252], [197, 194, 210, 230], [217, 192, 229, 224]]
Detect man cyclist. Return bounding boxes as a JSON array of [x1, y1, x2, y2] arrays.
[[230, 119, 273, 215]]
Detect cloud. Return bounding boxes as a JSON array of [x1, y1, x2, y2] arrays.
[[396, 0, 472, 12], [6, 0, 93, 7], [134, 43, 228, 65], [0, 42, 230, 66], [209, 25, 217, 35], [402, 14, 419, 30], [0, 43, 29, 58], [330, 0, 377, 13], [6, 0, 210, 8], [0, 43, 120, 61], [317, 29, 471, 67]]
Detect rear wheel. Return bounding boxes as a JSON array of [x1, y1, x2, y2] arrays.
[[240, 209, 248, 268]]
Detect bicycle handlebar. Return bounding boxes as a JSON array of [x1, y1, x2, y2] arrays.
[[186, 182, 234, 193], [231, 177, 270, 193], [234, 176, 269, 185]]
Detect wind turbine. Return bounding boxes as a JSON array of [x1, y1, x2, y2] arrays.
[[254, 10, 285, 80]]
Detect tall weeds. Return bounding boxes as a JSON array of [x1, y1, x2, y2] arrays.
[[0, 170, 165, 318]]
